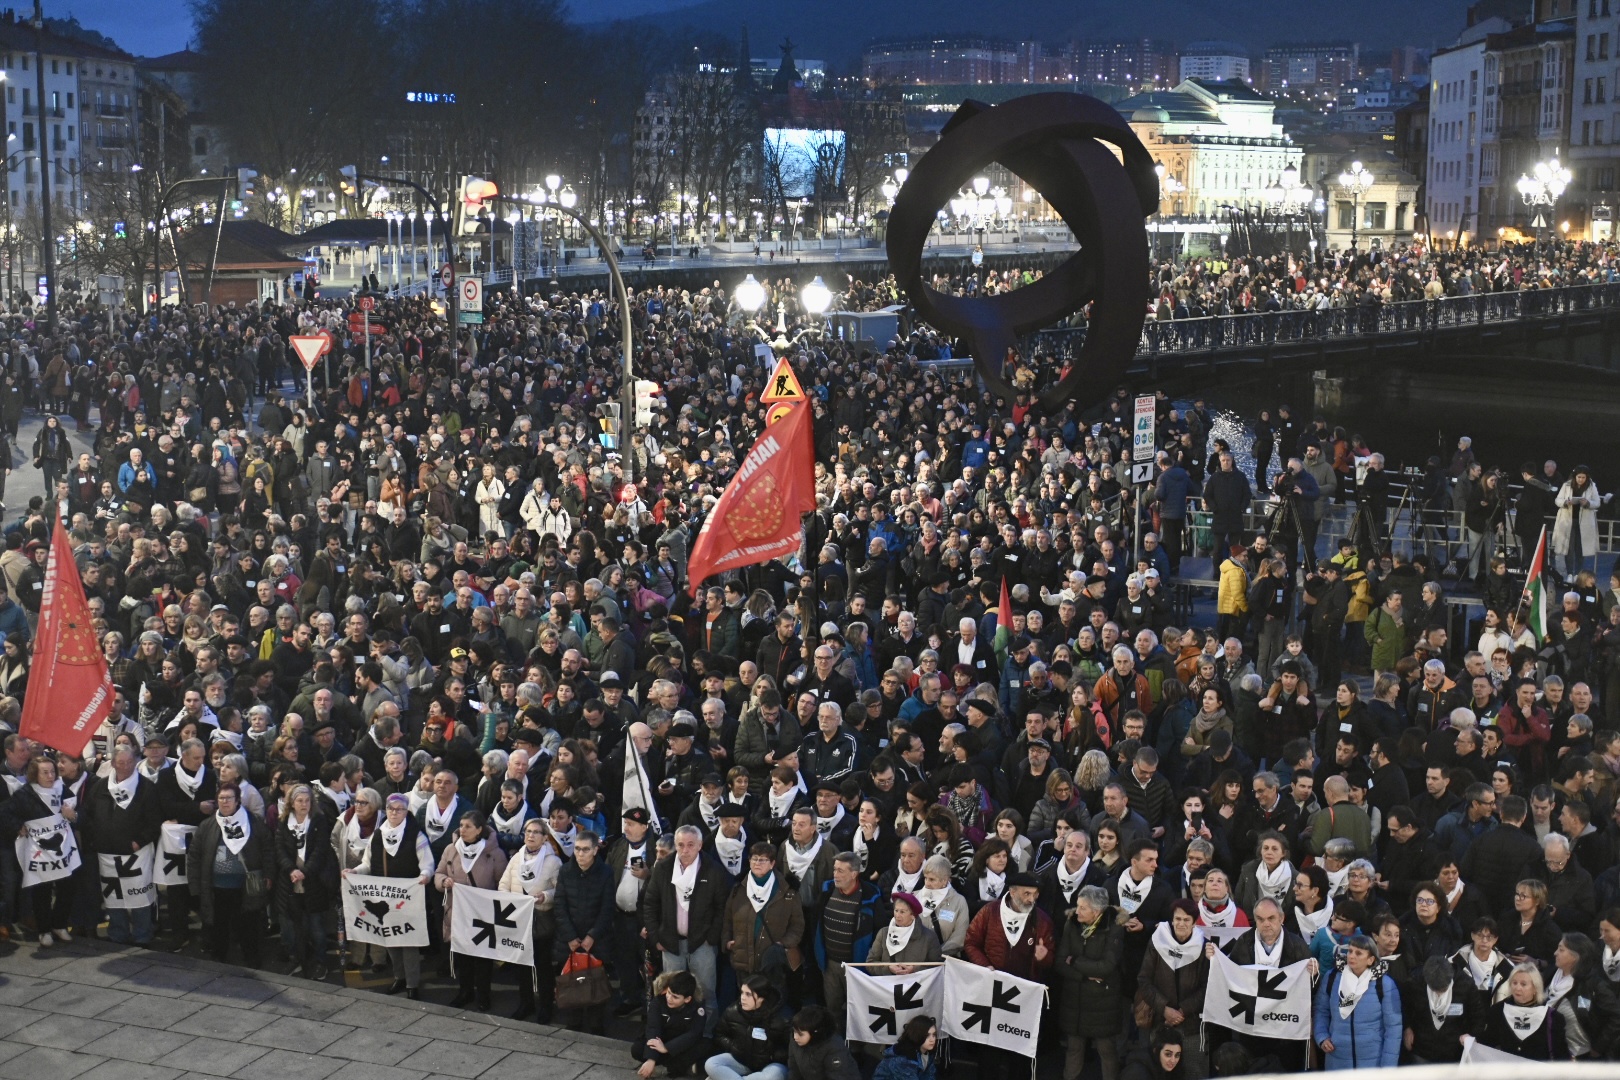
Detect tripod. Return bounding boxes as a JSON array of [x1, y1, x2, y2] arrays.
[[1264, 492, 1318, 576]]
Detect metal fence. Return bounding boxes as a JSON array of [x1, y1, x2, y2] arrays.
[[1026, 280, 1620, 360]]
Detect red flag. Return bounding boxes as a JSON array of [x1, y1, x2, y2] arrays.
[[19, 518, 115, 754], [687, 401, 817, 595]]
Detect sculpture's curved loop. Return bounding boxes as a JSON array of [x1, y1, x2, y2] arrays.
[[885, 93, 1158, 413]]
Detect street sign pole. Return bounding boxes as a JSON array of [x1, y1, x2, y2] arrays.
[[364, 307, 371, 373], [1133, 394, 1157, 570]]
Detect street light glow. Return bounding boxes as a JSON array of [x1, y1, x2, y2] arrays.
[[800, 275, 831, 315], [734, 273, 765, 313]]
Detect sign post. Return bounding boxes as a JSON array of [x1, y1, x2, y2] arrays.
[[1132, 394, 1157, 569], [459, 276, 483, 324], [289, 335, 329, 411], [358, 294, 376, 372]]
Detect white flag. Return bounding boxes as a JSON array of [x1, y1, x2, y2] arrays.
[[1202, 949, 1313, 1041], [98, 846, 157, 910], [15, 813, 80, 886], [845, 966, 945, 1045], [1460, 1034, 1532, 1064], [939, 956, 1044, 1056], [449, 882, 534, 966], [157, 823, 195, 886], [1200, 925, 1249, 949], [342, 874, 430, 948]]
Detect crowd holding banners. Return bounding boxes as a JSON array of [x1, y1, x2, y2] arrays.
[[0, 235, 1611, 1079]]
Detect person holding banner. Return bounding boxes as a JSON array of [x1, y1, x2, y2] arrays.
[[435, 808, 508, 1011], [962, 871, 1054, 1080], [1313, 934, 1402, 1069], [0, 755, 79, 945], [1479, 962, 1571, 1060], [351, 792, 434, 999], [866, 891, 943, 974], [1213, 898, 1315, 1071], [499, 817, 563, 1023], [79, 744, 161, 945], [1056, 884, 1124, 1080]]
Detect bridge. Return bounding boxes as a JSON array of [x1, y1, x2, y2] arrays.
[[1028, 281, 1620, 383]]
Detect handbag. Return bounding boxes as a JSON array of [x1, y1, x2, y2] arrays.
[[188, 486, 209, 502], [242, 868, 268, 911], [555, 949, 612, 1010]]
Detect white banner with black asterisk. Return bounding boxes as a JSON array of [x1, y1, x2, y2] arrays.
[[157, 823, 194, 887], [449, 883, 534, 966], [844, 966, 945, 1045], [939, 956, 1044, 1056], [1201, 949, 1312, 1041], [15, 813, 80, 887], [98, 846, 157, 910], [342, 874, 430, 948]]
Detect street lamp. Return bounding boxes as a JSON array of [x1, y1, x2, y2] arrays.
[[1338, 159, 1375, 252], [1517, 156, 1571, 248], [734, 273, 765, 316], [801, 275, 832, 317]]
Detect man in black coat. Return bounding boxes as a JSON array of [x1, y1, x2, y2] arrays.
[[1403, 956, 1481, 1063], [641, 825, 727, 1034], [1221, 898, 1317, 1072], [1536, 832, 1597, 934], [1379, 806, 1441, 913], [1460, 794, 1541, 918], [1204, 451, 1253, 557], [154, 737, 217, 945], [79, 745, 163, 945]]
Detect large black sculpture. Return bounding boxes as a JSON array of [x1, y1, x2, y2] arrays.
[[886, 93, 1158, 413]]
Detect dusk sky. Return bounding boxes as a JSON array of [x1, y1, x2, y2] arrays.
[[54, 0, 1468, 60]]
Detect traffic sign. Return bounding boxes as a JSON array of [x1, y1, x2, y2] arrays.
[[766, 402, 796, 426], [1130, 461, 1154, 485], [460, 276, 482, 312], [458, 311, 484, 325], [357, 294, 376, 312], [761, 357, 805, 403], [1133, 394, 1156, 463], [289, 335, 328, 371], [440, 264, 454, 288]]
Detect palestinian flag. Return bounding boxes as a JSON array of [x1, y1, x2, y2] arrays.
[[992, 576, 1013, 669], [1521, 525, 1548, 642]]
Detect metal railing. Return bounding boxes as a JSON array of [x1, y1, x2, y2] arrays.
[[1027, 281, 1620, 360]]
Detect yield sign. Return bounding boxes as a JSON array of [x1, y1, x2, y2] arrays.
[[761, 357, 804, 403], [290, 335, 329, 371]]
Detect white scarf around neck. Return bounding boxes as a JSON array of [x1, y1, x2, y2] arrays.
[[1198, 897, 1237, 927], [30, 781, 61, 812], [671, 853, 700, 909], [893, 867, 923, 895], [1295, 897, 1334, 939], [1255, 858, 1293, 902], [175, 759, 205, 799], [1151, 922, 1205, 970], [715, 832, 746, 876], [746, 873, 775, 913], [1603, 944, 1620, 983], [455, 836, 486, 874], [288, 812, 310, 859], [1501, 1002, 1549, 1038], [216, 806, 250, 856], [816, 804, 846, 835], [1057, 857, 1090, 900], [1336, 967, 1373, 1018], [768, 786, 796, 819], [108, 770, 140, 809], [379, 817, 406, 856], [1117, 869, 1154, 914], [424, 796, 455, 838], [887, 918, 916, 955], [980, 868, 1006, 902], [1427, 983, 1454, 1029], [1000, 899, 1032, 948], [784, 834, 824, 880]]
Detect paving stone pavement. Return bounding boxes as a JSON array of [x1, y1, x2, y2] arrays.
[[0, 938, 642, 1080]]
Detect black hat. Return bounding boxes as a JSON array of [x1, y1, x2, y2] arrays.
[[598, 673, 625, 690], [814, 779, 842, 794], [513, 728, 545, 748], [1006, 871, 1038, 889], [700, 772, 725, 788], [668, 723, 697, 740], [1027, 738, 1052, 752], [963, 698, 995, 717], [1085, 574, 1108, 588], [715, 803, 748, 819], [622, 807, 652, 826]]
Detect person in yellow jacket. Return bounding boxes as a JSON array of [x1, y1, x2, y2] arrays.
[[1216, 546, 1250, 641]]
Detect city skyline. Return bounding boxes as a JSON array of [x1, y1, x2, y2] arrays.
[[53, 0, 1473, 63]]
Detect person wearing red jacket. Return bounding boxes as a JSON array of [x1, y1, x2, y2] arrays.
[[1497, 681, 1553, 781], [963, 871, 1055, 1080]]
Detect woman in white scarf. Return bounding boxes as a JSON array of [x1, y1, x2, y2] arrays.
[[1453, 923, 1515, 1004], [1138, 900, 1211, 1075], [1480, 963, 1571, 1060], [720, 843, 805, 983], [433, 809, 509, 1011], [914, 855, 970, 957], [1236, 832, 1294, 913], [275, 784, 336, 980], [488, 781, 533, 855], [1600, 914, 1620, 985], [2, 757, 78, 946], [992, 810, 1035, 873], [499, 819, 563, 1023], [866, 891, 943, 975], [965, 839, 1012, 916], [1314, 936, 1400, 1068], [1291, 865, 1335, 941], [195, 783, 269, 967], [349, 793, 434, 998]]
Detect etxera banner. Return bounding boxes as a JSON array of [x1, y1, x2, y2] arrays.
[[342, 874, 429, 948]]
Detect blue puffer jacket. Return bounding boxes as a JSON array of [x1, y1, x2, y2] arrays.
[[1312, 968, 1402, 1069]]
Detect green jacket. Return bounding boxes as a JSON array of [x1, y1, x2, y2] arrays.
[[1363, 607, 1405, 673]]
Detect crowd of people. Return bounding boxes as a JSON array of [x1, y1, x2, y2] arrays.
[[0, 240, 1612, 1080]]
